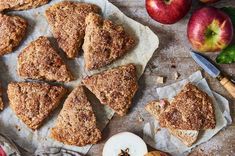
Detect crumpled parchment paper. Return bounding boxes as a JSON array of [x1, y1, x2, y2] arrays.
[[0, 0, 159, 155], [143, 71, 231, 156]]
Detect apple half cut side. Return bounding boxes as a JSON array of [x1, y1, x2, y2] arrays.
[[187, 7, 233, 52], [102, 132, 148, 156], [146, 0, 192, 24]]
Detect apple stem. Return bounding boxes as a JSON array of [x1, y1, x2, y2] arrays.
[[205, 29, 217, 38]]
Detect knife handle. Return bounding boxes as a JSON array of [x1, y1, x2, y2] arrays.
[[219, 75, 235, 98]]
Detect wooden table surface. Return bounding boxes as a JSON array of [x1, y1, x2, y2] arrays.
[[88, 0, 235, 155]]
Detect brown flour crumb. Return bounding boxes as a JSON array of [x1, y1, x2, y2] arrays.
[[83, 64, 138, 116], [17, 36, 73, 82], [50, 86, 101, 146], [0, 14, 27, 56], [159, 83, 216, 130], [7, 82, 67, 130], [15, 125, 21, 131], [0, 0, 49, 11], [137, 114, 144, 122], [45, 1, 100, 58], [83, 13, 136, 70]]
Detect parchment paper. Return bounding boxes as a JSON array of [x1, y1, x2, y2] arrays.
[[0, 0, 159, 155], [143, 71, 231, 156]]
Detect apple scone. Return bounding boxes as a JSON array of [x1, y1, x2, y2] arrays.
[[145, 99, 199, 147], [159, 83, 216, 130], [0, 0, 49, 11], [83, 13, 136, 70], [17, 36, 73, 82], [0, 14, 27, 56], [45, 1, 100, 58], [51, 86, 101, 146], [145, 83, 216, 147], [7, 82, 67, 130], [83, 64, 138, 116]]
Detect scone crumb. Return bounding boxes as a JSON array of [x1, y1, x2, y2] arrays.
[[156, 76, 165, 84], [174, 72, 180, 80]]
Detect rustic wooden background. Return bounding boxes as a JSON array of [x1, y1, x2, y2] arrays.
[[88, 0, 235, 155]]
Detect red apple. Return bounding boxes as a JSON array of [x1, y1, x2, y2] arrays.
[[146, 0, 192, 24], [200, 0, 220, 4], [187, 7, 233, 52]]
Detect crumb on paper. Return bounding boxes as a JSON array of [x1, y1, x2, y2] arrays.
[[174, 72, 180, 80], [137, 115, 144, 122], [155, 127, 161, 133], [15, 125, 21, 131], [156, 76, 165, 84]]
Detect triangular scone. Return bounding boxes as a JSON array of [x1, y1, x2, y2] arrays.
[[51, 86, 101, 146], [83, 13, 136, 70], [0, 0, 49, 11], [145, 100, 199, 147], [45, 2, 100, 58], [0, 86, 3, 111], [0, 14, 27, 56], [159, 83, 216, 130], [18, 36, 73, 82], [82, 64, 138, 116], [7, 82, 67, 130]]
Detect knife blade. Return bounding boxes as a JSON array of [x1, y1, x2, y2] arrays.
[[190, 50, 235, 98], [190, 51, 220, 78]]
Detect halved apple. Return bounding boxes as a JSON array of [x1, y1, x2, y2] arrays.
[[102, 132, 148, 156]]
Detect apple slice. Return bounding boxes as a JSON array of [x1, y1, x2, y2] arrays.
[[103, 132, 148, 156]]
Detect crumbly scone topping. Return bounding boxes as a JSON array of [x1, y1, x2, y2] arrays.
[[83, 13, 136, 70], [17, 36, 73, 82], [159, 83, 216, 130], [83, 64, 138, 116], [145, 99, 199, 147], [50, 86, 101, 146], [0, 0, 49, 11], [0, 14, 27, 56], [7, 82, 66, 130], [45, 1, 100, 58]]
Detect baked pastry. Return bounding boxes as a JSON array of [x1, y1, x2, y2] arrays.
[[144, 151, 169, 156], [7, 82, 66, 130], [82, 64, 138, 116], [50, 86, 101, 146], [83, 13, 136, 70], [45, 1, 100, 58], [145, 100, 199, 147], [0, 14, 27, 56], [159, 83, 216, 130], [17, 36, 73, 82], [0, 86, 3, 110], [0, 0, 49, 11]]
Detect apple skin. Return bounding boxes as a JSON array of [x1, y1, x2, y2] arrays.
[[187, 7, 233, 52], [200, 0, 220, 4], [146, 0, 192, 24]]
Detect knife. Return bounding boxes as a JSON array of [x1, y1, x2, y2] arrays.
[[190, 50, 235, 98]]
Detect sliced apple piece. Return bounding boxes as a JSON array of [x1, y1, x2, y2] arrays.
[[102, 132, 148, 156]]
